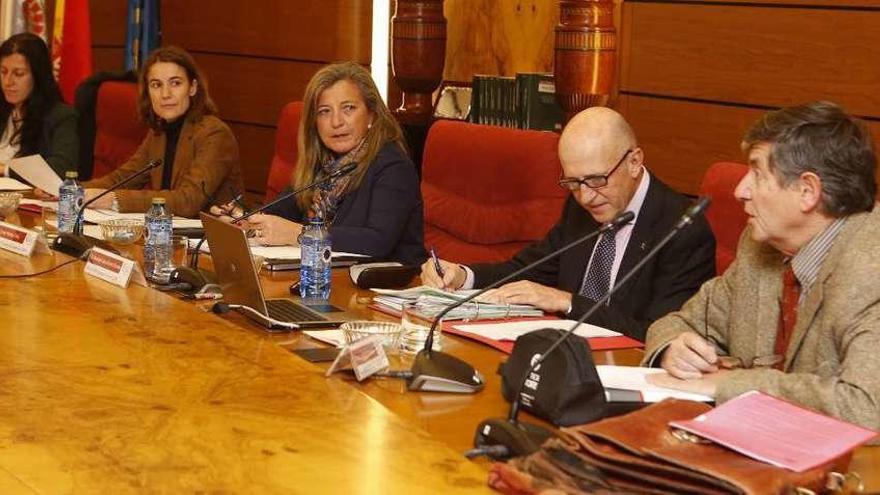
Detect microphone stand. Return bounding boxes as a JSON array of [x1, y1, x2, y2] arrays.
[[469, 197, 711, 460], [190, 162, 358, 268], [52, 159, 163, 258], [232, 162, 358, 224], [406, 210, 636, 394]]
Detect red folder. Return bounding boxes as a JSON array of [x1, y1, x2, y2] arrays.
[[369, 303, 642, 353]]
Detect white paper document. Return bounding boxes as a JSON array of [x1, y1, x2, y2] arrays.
[[8, 155, 62, 193], [0, 177, 32, 191], [596, 365, 713, 402], [451, 319, 621, 341], [303, 330, 345, 347], [82, 209, 201, 229]]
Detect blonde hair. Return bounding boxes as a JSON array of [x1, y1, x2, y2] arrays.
[[293, 61, 407, 210]]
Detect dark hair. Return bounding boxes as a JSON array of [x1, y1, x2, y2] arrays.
[[137, 46, 217, 132], [0, 33, 63, 157], [742, 101, 877, 216]]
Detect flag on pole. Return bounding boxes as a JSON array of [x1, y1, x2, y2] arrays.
[[51, 0, 92, 103], [1, 0, 45, 41], [125, 0, 161, 71]]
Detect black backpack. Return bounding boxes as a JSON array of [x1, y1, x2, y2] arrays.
[[499, 328, 607, 426]]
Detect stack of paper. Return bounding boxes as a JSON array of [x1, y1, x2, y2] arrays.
[[596, 365, 713, 403], [371, 285, 544, 321]]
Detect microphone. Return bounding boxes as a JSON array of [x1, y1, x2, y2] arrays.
[[470, 197, 711, 460], [232, 162, 359, 224], [52, 159, 163, 258], [406, 210, 636, 394]]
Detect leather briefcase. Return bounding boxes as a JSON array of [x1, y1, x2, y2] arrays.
[[488, 399, 861, 495]]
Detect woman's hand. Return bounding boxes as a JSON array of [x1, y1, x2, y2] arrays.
[[33, 188, 57, 201], [247, 213, 303, 246], [208, 202, 244, 223], [84, 189, 114, 210]]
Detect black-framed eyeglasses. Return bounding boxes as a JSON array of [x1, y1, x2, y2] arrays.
[[557, 149, 633, 191]]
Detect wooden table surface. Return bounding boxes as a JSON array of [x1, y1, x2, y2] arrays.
[[1, 216, 877, 492]]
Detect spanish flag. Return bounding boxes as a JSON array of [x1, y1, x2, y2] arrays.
[[51, 0, 93, 103]]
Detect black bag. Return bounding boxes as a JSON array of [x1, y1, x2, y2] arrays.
[[499, 328, 607, 426]]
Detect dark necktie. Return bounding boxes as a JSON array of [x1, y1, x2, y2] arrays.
[[579, 227, 618, 302], [773, 264, 800, 369]]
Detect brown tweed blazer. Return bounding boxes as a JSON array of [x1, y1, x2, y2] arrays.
[[644, 207, 880, 437], [84, 115, 242, 218]]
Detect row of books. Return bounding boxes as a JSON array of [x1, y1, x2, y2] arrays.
[[470, 73, 564, 131]]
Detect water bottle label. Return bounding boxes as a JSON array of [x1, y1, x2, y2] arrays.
[[322, 247, 332, 263]]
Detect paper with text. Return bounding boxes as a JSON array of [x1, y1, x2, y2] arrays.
[[8, 155, 62, 194]]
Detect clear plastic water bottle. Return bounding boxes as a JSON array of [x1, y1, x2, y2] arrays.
[[300, 218, 332, 303], [57, 171, 84, 234], [144, 197, 173, 282]]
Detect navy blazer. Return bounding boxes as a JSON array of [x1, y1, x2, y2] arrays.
[[265, 142, 427, 265], [470, 175, 716, 341]]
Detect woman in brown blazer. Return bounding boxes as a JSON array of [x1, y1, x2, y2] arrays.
[[84, 46, 242, 218]]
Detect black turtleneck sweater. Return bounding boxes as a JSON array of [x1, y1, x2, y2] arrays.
[[161, 118, 185, 189]]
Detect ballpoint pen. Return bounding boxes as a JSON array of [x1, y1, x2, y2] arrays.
[[430, 245, 445, 278]]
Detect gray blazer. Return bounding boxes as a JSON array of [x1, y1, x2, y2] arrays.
[[644, 207, 880, 438]]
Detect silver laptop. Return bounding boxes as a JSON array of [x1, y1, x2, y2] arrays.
[[200, 213, 348, 330]]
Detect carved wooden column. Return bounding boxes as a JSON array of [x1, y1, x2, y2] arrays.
[[554, 0, 617, 120], [391, 0, 446, 126]]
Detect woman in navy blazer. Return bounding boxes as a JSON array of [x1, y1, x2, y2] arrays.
[[213, 62, 426, 265]]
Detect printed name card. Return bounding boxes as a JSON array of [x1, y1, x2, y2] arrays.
[[0, 221, 49, 257], [83, 247, 147, 288], [325, 334, 389, 382]]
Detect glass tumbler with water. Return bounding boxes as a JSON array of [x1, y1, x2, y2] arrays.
[[400, 301, 443, 354]]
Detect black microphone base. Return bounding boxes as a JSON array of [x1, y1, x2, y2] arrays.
[[473, 418, 555, 460], [406, 350, 484, 393], [52, 233, 119, 259]]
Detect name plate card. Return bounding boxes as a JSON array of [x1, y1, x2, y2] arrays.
[[0, 221, 49, 257], [325, 334, 389, 382], [84, 247, 147, 288]]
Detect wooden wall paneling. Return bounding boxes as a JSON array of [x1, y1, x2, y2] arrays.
[[620, 95, 880, 195], [443, 0, 557, 80], [160, 0, 371, 63], [674, 0, 880, 7], [92, 47, 124, 73], [190, 54, 321, 128], [90, 0, 127, 73], [229, 123, 277, 197], [621, 3, 880, 118]]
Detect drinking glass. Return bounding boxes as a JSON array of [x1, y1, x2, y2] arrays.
[[400, 301, 443, 354]]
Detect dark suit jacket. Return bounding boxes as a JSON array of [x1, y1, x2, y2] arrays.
[[265, 142, 427, 265], [3, 103, 79, 180], [471, 175, 716, 341]]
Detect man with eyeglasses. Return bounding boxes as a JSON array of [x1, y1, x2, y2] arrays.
[[420, 107, 716, 341], [643, 101, 880, 435]]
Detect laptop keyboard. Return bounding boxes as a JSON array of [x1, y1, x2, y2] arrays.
[[266, 299, 328, 323]]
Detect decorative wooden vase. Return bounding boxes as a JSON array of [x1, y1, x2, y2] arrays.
[[391, 0, 447, 126], [554, 0, 617, 120]]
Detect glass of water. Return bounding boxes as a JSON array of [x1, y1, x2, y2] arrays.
[[400, 301, 443, 354]]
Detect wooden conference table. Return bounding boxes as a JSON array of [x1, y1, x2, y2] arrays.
[[0, 227, 877, 492]]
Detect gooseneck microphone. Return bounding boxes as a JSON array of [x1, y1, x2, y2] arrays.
[[232, 162, 359, 224], [406, 210, 636, 394], [469, 197, 711, 460], [52, 159, 163, 258]]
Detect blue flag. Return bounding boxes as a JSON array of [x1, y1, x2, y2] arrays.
[[125, 0, 161, 71]]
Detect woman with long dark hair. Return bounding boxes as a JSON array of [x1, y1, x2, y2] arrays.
[[84, 46, 242, 218], [0, 32, 77, 178]]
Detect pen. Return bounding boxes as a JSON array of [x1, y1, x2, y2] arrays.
[[430, 245, 445, 278]]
